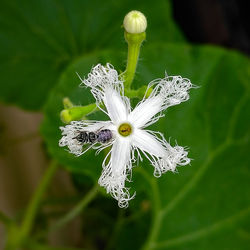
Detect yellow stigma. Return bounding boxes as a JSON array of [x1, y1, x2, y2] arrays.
[[118, 123, 133, 137]]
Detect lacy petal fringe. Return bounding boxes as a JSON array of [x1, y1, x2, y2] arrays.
[[59, 64, 193, 208], [98, 174, 134, 208], [79, 64, 124, 104], [59, 121, 113, 156]]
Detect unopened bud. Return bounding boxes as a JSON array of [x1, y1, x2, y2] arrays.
[[60, 103, 97, 124], [123, 10, 147, 34], [63, 97, 73, 109]]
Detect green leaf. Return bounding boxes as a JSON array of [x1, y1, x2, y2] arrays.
[[135, 45, 250, 250], [0, 0, 183, 110], [41, 43, 250, 249]]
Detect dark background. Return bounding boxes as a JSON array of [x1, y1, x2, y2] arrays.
[[173, 0, 250, 54]]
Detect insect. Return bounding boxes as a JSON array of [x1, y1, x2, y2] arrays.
[[74, 129, 113, 144]]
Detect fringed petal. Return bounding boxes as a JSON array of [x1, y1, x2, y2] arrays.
[[59, 121, 115, 156], [79, 64, 130, 124], [103, 87, 130, 124], [129, 75, 193, 128], [98, 137, 135, 208], [132, 128, 190, 176], [79, 63, 123, 101]]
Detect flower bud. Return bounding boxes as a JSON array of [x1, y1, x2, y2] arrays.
[[123, 10, 147, 34], [60, 103, 97, 124], [60, 109, 72, 124], [63, 97, 73, 109]]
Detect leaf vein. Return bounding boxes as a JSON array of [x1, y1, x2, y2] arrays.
[[155, 207, 250, 248]]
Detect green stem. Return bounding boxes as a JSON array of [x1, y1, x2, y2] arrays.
[[105, 209, 125, 250], [125, 85, 154, 99], [138, 168, 162, 250], [123, 31, 146, 89], [49, 183, 99, 232], [19, 160, 58, 241]]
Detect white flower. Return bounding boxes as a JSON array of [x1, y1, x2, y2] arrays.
[[59, 64, 193, 208]]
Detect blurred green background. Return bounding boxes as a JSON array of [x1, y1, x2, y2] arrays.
[[0, 0, 249, 249]]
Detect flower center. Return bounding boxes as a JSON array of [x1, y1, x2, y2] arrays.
[[118, 123, 133, 137]]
